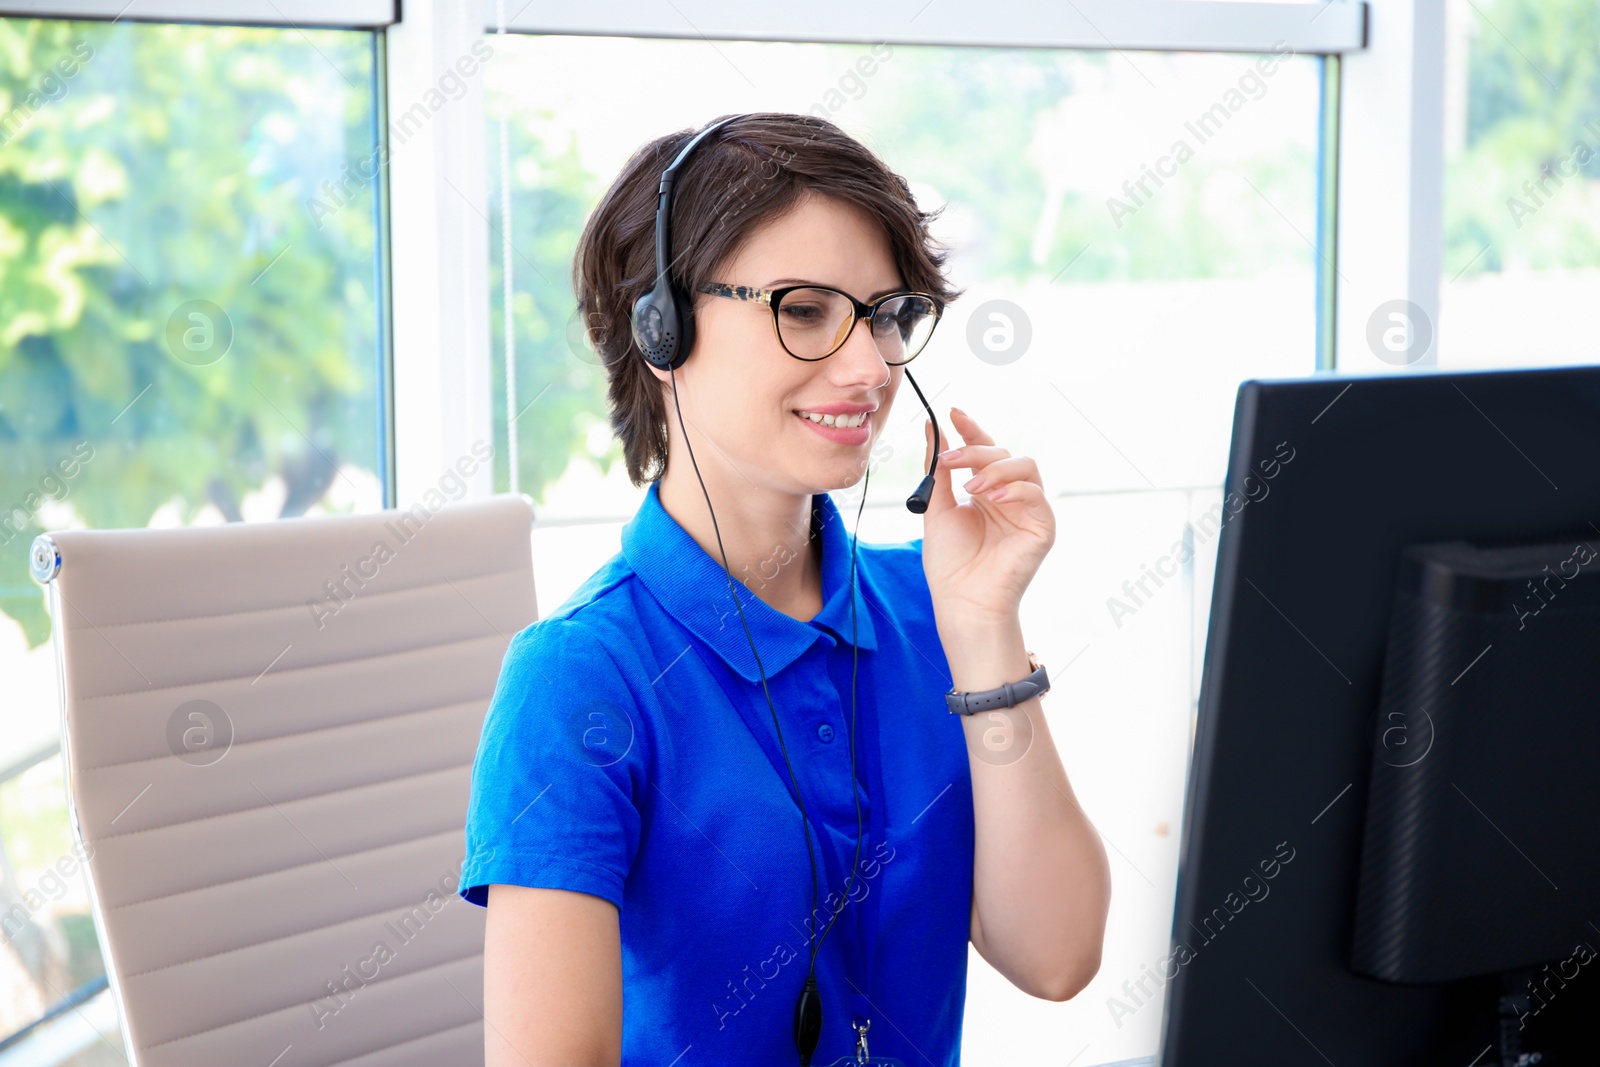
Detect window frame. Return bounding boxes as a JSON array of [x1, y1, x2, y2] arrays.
[[0, 0, 395, 27], [495, 0, 1367, 53]]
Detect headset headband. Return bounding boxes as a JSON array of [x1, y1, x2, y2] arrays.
[[631, 115, 743, 370], [652, 115, 739, 288]]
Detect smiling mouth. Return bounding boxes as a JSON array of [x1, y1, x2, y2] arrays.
[[794, 410, 870, 429]]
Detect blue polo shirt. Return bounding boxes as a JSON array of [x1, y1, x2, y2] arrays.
[[460, 480, 975, 1066]]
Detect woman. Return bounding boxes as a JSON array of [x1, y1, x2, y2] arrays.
[[459, 112, 1110, 1067]]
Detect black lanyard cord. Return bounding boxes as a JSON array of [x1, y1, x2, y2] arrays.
[[667, 374, 870, 1066]]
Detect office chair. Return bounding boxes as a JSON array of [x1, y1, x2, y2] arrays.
[[27, 494, 535, 1066]]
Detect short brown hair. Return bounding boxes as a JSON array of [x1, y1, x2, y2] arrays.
[[572, 112, 963, 487]]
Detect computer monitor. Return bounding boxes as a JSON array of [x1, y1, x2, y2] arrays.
[[1159, 365, 1600, 1066]]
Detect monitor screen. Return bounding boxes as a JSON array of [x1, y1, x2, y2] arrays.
[[1160, 365, 1600, 1065]]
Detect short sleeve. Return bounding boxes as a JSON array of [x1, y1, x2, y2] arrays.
[[458, 616, 645, 910]]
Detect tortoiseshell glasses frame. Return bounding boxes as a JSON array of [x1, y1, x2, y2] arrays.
[[697, 282, 943, 366]]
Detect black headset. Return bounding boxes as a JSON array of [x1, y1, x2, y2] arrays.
[[627, 114, 945, 1065]]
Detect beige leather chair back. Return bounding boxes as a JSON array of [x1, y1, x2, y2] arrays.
[[28, 496, 535, 1067]]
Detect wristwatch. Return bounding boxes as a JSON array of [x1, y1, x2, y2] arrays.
[[945, 650, 1049, 715]]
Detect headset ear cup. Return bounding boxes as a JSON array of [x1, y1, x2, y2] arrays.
[[632, 282, 681, 370]]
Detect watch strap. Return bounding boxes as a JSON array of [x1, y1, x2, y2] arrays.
[[946, 662, 1050, 715]]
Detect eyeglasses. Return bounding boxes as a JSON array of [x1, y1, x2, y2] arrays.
[[698, 282, 943, 366]]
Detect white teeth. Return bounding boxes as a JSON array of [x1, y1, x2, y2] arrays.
[[797, 410, 868, 429]]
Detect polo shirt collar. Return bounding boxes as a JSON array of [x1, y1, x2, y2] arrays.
[[621, 481, 878, 683]]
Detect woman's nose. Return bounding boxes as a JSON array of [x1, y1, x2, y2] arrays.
[[828, 315, 892, 388]]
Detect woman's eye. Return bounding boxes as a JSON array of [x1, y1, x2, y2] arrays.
[[781, 304, 826, 326]]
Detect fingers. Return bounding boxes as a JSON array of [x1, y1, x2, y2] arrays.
[[949, 406, 995, 447], [978, 477, 1052, 531], [938, 444, 1013, 471], [960, 455, 1041, 496]]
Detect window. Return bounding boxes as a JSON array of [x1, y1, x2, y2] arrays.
[[1438, 0, 1600, 368], [484, 34, 1323, 1061], [0, 16, 385, 1050]]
